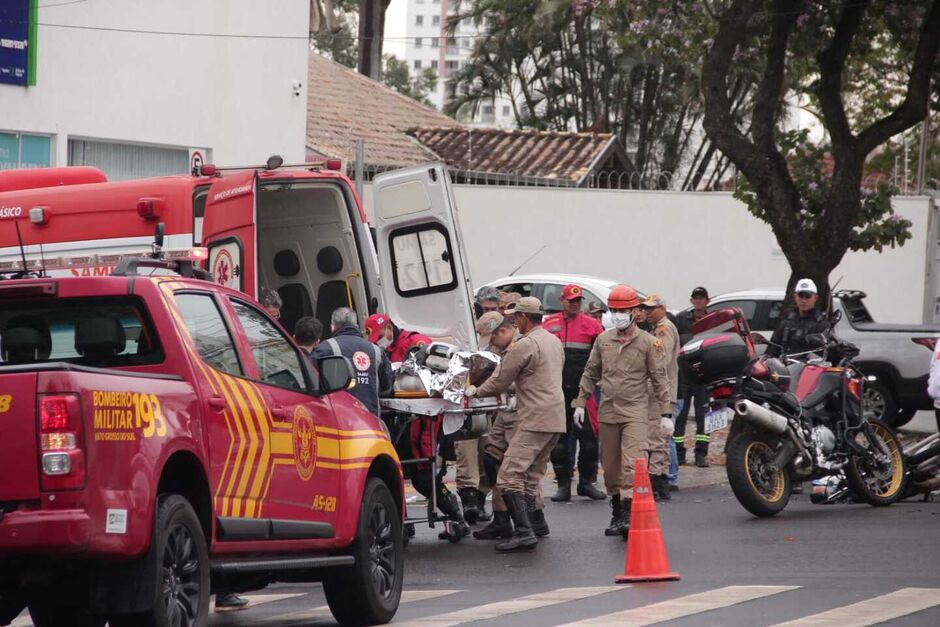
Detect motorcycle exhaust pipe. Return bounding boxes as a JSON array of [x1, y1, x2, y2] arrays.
[[734, 399, 789, 435]]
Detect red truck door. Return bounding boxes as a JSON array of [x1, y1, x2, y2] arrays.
[[223, 296, 341, 531], [203, 171, 257, 297], [371, 164, 478, 349]]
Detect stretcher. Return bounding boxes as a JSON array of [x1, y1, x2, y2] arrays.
[[379, 395, 506, 531]]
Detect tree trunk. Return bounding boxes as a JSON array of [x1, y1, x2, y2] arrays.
[[357, 0, 386, 80]]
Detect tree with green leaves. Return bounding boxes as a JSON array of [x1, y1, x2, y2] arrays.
[[382, 55, 439, 106], [701, 0, 940, 303], [445, 0, 741, 187]]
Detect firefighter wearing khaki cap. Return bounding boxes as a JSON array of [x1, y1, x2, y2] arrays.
[[639, 294, 680, 501], [466, 297, 565, 551], [573, 285, 670, 539]]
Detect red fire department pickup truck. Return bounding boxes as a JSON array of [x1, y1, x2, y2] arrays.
[[0, 256, 405, 627]]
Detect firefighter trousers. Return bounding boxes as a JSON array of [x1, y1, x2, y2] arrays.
[[599, 419, 649, 500], [496, 429, 560, 496], [483, 411, 545, 511]]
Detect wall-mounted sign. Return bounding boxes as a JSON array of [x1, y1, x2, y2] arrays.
[[0, 0, 36, 87]]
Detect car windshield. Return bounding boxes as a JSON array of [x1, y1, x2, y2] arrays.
[[0, 297, 162, 368]]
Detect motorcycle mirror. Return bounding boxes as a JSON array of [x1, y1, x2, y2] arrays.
[[805, 333, 827, 349], [749, 332, 769, 345], [829, 309, 842, 324]]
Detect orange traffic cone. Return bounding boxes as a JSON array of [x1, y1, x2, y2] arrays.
[[615, 457, 680, 583]]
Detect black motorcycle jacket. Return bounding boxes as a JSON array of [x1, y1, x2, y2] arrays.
[[765, 308, 830, 359]]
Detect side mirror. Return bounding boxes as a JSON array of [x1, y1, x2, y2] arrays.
[[749, 332, 769, 345], [829, 309, 843, 324], [805, 333, 827, 349], [317, 354, 354, 394]]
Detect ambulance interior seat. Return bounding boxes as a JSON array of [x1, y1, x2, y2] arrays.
[[273, 249, 312, 335], [75, 317, 126, 364], [1, 318, 52, 364], [315, 245, 348, 337]]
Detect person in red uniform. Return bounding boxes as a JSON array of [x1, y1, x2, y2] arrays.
[[364, 313, 434, 363], [543, 284, 606, 501]]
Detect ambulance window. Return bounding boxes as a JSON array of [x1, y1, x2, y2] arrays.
[[230, 299, 307, 392], [389, 224, 457, 296], [175, 293, 242, 375], [193, 187, 209, 245]]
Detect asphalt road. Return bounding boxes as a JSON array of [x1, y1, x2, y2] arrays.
[[202, 476, 939, 625]]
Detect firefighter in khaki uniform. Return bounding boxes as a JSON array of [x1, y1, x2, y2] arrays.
[[573, 285, 670, 539], [640, 295, 680, 501], [467, 297, 565, 552], [474, 316, 549, 541]]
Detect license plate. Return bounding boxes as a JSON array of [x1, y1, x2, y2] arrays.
[[704, 407, 734, 434]]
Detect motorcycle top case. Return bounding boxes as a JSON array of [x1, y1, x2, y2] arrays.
[[679, 332, 752, 385]]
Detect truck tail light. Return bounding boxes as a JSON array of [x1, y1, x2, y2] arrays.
[[39, 394, 85, 490], [912, 337, 937, 351]]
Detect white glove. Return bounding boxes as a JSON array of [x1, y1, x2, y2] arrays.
[[505, 395, 517, 411], [660, 416, 674, 434], [465, 385, 478, 398], [573, 407, 586, 428]]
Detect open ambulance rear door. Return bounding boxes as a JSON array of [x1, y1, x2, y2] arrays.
[[202, 171, 258, 296], [372, 164, 478, 350]]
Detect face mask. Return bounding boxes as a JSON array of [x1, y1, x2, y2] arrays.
[[376, 336, 391, 349], [610, 312, 633, 330]]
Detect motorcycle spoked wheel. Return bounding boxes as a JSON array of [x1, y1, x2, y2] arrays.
[[726, 432, 791, 517], [844, 419, 907, 506]]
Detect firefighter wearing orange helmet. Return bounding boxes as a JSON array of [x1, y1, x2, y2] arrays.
[[572, 285, 671, 539]]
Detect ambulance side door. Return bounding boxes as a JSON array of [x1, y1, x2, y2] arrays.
[[203, 171, 258, 298], [371, 164, 478, 350]]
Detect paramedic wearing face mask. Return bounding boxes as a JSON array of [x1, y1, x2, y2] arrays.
[[364, 313, 434, 363], [571, 285, 671, 539]]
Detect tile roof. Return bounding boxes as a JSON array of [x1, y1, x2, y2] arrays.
[[407, 127, 628, 184], [306, 52, 460, 168]]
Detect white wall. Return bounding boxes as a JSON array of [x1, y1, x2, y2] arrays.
[[362, 184, 936, 324], [1, 0, 309, 167]]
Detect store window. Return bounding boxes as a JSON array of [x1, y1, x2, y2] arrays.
[[0, 132, 51, 170], [68, 139, 189, 181]]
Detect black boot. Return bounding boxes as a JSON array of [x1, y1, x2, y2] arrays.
[[620, 498, 632, 539], [476, 489, 492, 522], [694, 450, 710, 467], [526, 494, 549, 537], [496, 491, 538, 551], [458, 487, 482, 525], [656, 475, 672, 501], [675, 444, 687, 466], [473, 510, 512, 540], [576, 476, 607, 501], [437, 492, 470, 541], [551, 469, 572, 502], [605, 496, 623, 536]]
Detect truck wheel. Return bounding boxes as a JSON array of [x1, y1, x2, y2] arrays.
[[323, 478, 403, 626], [110, 495, 209, 627], [863, 379, 898, 426], [28, 604, 105, 627]]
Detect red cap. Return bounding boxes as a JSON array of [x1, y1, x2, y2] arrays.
[[364, 313, 391, 342], [561, 284, 584, 301]]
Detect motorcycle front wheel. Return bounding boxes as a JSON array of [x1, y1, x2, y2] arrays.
[[845, 419, 906, 506], [726, 432, 791, 517]]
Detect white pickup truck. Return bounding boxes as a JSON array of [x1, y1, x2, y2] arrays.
[[699, 289, 940, 428]]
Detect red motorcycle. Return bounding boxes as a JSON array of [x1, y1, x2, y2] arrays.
[[679, 308, 906, 517]]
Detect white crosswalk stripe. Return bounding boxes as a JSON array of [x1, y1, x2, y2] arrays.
[[395, 586, 623, 627], [264, 589, 462, 624], [561, 585, 800, 626], [773, 587, 940, 627]]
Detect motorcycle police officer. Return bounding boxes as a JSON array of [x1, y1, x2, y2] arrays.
[[765, 278, 830, 359]]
